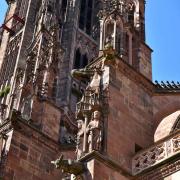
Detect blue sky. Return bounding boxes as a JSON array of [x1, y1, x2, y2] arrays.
[[0, 0, 179, 82], [146, 0, 180, 82]]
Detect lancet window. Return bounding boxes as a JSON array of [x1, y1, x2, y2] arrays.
[[79, 0, 94, 35], [73, 49, 88, 69]]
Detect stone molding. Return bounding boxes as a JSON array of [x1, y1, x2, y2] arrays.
[[87, 55, 180, 97], [80, 151, 133, 179], [14, 115, 75, 152]]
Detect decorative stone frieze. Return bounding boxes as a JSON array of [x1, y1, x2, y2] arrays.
[[132, 131, 180, 175]]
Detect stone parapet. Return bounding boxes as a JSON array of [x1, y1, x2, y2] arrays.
[[132, 130, 180, 175]]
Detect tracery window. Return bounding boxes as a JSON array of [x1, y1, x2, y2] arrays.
[[0, 33, 22, 86], [71, 49, 88, 111], [73, 49, 88, 69], [12, 0, 29, 33], [79, 0, 94, 35]]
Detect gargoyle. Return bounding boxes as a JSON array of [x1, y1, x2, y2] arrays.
[[51, 155, 86, 176], [71, 68, 94, 80]]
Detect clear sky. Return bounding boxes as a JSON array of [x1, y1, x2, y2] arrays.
[[0, 0, 179, 82], [146, 0, 180, 82]]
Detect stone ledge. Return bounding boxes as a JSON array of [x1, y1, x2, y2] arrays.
[[86, 53, 180, 97], [79, 151, 133, 179], [132, 130, 180, 175], [11, 111, 76, 152]]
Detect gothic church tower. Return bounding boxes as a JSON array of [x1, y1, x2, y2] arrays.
[[0, 0, 179, 180]]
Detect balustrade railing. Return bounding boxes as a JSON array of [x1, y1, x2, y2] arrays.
[[132, 131, 180, 175]]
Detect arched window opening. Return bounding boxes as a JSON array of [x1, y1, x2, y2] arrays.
[[82, 54, 88, 67], [102, 14, 132, 64], [115, 23, 123, 55], [74, 49, 81, 69], [73, 49, 89, 69], [79, 0, 94, 35], [128, 3, 135, 24], [79, 0, 86, 30], [104, 20, 115, 49], [86, 0, 93, 35]]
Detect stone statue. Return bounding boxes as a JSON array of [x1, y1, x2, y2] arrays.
[[76, 120, 85, 159], [89, 69, 101, 94], [86, 111, 103, 152]]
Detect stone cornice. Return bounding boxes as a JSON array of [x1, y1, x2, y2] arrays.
[[79, 151, 133, 179], [153, 91, 180, 96], [115, 55, 154, 95], [87, 54, 180, 97], [10, 111, 76, 152]]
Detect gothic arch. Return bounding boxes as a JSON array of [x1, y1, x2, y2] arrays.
[[73, 48, 89, 69], [76, 43, 91, 60], [79, 0, 94, 35], [102, 13, 124, 50]]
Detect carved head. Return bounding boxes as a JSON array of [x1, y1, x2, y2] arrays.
[[77, 120, 84, 129], [93, 111, 101, 120]]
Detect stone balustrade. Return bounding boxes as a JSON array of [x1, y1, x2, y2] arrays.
[[132, 130, 180, 175]]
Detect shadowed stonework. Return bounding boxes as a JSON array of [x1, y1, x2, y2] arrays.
[[0, 0, 179, 180]]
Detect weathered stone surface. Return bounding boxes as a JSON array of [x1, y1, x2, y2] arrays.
[[0, 0, 179, 180]]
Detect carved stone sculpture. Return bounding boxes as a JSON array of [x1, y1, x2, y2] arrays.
[[71, 68, 94, 80], [89, 69, 101, 94], [87, 111, 103, 152], [76, 120, 85, 159], [51, 155, 85, 177]]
